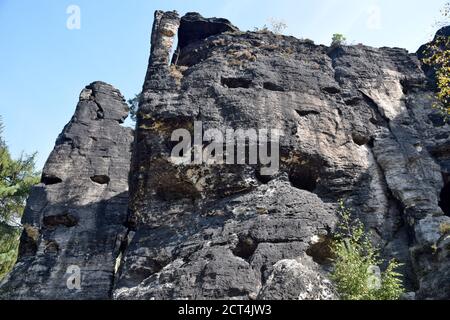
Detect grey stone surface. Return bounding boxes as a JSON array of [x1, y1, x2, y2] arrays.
[[258, 254, 336, 300], [1, 11, 449, 300], [120, 11, 449, 300], [0, 82, 134, 299]]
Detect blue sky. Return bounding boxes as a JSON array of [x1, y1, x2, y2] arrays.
[[0, 0, 447, 170]]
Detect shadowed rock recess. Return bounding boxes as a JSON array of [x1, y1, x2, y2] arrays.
[[1, 11, 449, 300]]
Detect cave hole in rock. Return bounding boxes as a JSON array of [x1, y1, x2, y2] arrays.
[[221, 77, 252, 89], [232, 236, 258, 261], [288, 166, 319, 192], [90, 175, 110, 185], [352, 132, 370, 146], [41, 175, 63, 185], [255, 168, 274, 184], [439, 182, 450, 216], [295, 109, 320, 117], [321, 86, 341, 94], [43, 213, 79, 229], [19, 235, 38, 256], [344, 97, 362, 106], [263, 82, 285, 92]]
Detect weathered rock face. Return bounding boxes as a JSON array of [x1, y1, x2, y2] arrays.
[[115, 11, 449, 299], [0, 82, 134, 299], [1, 11, 449, 300]]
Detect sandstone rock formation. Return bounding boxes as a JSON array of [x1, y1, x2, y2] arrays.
[[1, 11, 449, 300], [0, 82, 134, 299]]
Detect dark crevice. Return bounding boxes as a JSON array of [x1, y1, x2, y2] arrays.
[[41, 175, 63, 185], [232, 236, 257, 261], [344, 96, 362, 106], [352, 132, 371, 146], [255, 168, 274, 184], [295, 109, 320, 117], [400, 78, 409, 94], [322, 86, 341, 94], [428, 113, 447, 127], [43, 213, 78, 229], [175, 12, 238, 51], [260, 265, 269, 284], [110, 228, 133, 297], [221, 77, 252, 89], [359, 90, 390, 126], [18, 227, 39, 257], [226, 287, 249, 298], [93, 101, 105, 120], [90, 175, 110, 185], [288, 166, 319, 192], [439, 182, 450, 216], [263, 82, 285, 92]]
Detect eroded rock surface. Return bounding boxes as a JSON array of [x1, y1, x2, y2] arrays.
[[0, 82, 134, 299], [116, 11, 449, 300], [1, 11, 449, 300]]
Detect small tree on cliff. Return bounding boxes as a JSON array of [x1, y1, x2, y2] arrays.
[[268, 18, 287, 35], [423, 2, 450, 121], [330, 201, 404, 300], [331, 33, 347, 47], [0, 116, 40, 280]]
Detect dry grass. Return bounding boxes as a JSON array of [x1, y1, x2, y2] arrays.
[[211, 38, 227, 46], [227, 48, 257, 67], [24, 224, 39, 242], [440, 222, 450, 235]]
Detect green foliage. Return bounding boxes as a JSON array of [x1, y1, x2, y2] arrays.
[[423, 3, 450, 121], [127, 93, 141, 123], [0, 117, 4, 146], [0, 223, 20, 281], [0, 150, 40, 224], [0, 116, 40, 280], [331, 33, 347, 47], [423, 36, 450, 121], [330, 200, 405, 300]]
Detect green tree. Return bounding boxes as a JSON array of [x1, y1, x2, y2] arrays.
[[331, 33, 347, 47], [423, 3, 450, 120], [0, 116, 40, 280], [0, 224, 20, 281], [330, 201, 404, 300]]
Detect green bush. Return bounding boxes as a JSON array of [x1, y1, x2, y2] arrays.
[[331, 33, 347, 47], [0, 115, 39, 280], [422, 35, 450, 121], [330, 201, 404, 300], [422, 3, 450, 121], [0, 223, 20, 281]]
